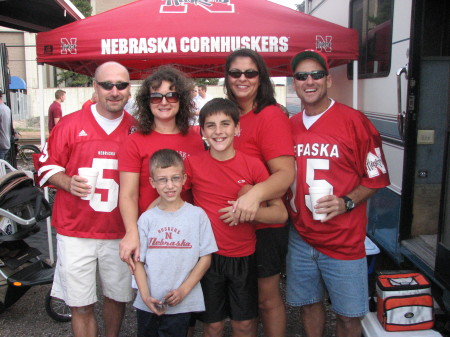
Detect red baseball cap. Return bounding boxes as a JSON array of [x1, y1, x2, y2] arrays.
[[291, 49, 330, 72]]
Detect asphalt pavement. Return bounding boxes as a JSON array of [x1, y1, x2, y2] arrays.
[[0, 280, 337, 337]]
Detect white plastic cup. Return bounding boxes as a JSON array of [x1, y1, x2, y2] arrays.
[[78, 167, 99, 200], [309, 186, 332, 220], [155, 299, 167, 314]]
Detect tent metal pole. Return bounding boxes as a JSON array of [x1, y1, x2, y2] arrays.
[[38, 64, 46, 147], [38, 63, 55, 265], [353, 60, 358, 109]]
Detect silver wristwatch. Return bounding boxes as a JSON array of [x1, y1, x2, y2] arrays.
[[342, 196, 355, 212]]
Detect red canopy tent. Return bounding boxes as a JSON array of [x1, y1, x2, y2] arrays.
[[36, 0, 358, 79]]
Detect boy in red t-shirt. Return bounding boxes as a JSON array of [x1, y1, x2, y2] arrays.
[[184, 98, 287, 337]]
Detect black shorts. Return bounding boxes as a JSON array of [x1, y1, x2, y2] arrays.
[[197, 253, 258, 323], [256, 226, 289, 278], [188, 312, 198, 327]]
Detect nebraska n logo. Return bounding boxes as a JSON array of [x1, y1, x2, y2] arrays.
[[160, 0, 235, 14], [316, 35, 332, 52], [61, 38, 77, 54]]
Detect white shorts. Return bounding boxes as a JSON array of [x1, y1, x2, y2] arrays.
[[51, 234, 133, 307]]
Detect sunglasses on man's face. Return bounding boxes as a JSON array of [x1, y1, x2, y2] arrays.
[[96, 81, 130, 90], [149, 92, 180, 104], [293, 70, 328, 81], [228, 70, 260, 79]]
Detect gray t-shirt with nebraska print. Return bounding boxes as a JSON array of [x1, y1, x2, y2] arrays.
[[134, 202, 217, 315]]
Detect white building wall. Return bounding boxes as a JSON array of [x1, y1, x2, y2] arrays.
[[309, 0, 350, 26], [22, 85, 286, 119]]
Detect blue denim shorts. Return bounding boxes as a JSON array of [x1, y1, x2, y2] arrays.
[[136, 309, 191, 337], [286, 226, 368, 317]]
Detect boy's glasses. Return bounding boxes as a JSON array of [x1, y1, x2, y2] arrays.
[[153, 175, 183, 186], [149, 92, 180, 104], [96, 81, 130, 90], [228, 70, 259, 79], [293, 70, 328, 81]]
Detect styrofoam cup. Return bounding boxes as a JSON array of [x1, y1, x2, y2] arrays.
[[309, 186, 332, 220], [78, 167, 99, 200]]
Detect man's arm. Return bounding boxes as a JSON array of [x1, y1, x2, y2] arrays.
[[253, 197, 288, 224], [219, 196, 288, 225], [164, 254, 212, 307], [119, 171, 141, 271], [315, 185, 379, 222], [53, 117, 61, 125], [48, 171, 90, 198]]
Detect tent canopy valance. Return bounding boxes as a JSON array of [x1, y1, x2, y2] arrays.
[[36, 0, 358, 79]]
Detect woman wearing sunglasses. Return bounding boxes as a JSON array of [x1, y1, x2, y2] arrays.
[[118, 66, 205, 270], [224, 49, 295, 337]]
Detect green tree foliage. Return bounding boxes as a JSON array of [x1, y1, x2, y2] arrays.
[[195, 78, 219, 86], [72, 0, 93, 16], [368, 0, 392, 27], [56, 0, 93, 87], [295, 3, 305, 13], [57, 71, 93, 87]]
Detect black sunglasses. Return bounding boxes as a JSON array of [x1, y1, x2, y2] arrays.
[[96, 81, 130, 90], [293, 70, 328, 81], [228, 70, 260, 79], [149, 92, 180, 104]]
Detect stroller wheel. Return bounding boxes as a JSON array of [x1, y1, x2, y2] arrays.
[[45, 289, 71, 322]]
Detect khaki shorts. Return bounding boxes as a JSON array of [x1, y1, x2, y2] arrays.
[[51, 234, 132, 307]]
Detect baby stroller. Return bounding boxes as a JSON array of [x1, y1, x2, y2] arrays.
[[0, 162, 71, 322]]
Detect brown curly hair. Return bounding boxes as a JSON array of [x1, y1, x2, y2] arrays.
[[134, 66, 193, 135]]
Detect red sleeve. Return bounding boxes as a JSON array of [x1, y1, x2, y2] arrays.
[[36, 119, 71, 186], [257, 106, 294, 162], [181, 157, 194, 202], [54, 104, 62, 119], [183, 157, 193, 191], [118, 134, 142, 173], [352, 113, 390, 188], [82, 100, 92, 110], [250, 156, 270, 185], [49, 102, 62, 119]]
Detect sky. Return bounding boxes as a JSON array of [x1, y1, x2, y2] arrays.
[[268, 0, 303, 10]]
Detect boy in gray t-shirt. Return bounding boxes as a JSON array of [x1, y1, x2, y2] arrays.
[[133, 149, 217, 337]]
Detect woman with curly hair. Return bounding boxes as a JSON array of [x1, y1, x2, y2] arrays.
[[118, 66, 204, 268], [223, 49, 295, 337]]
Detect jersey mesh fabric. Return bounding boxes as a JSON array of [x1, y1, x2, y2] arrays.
[[289, 102, 390, 259], [37, 106, 135, 239]]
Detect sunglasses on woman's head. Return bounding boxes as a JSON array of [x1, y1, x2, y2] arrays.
[[96, 81, 130, 90], [228, 70, 260, 79], [149, 92, 180, 104]]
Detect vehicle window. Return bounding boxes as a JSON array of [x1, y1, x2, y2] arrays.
[[349, 0, 393, 79]]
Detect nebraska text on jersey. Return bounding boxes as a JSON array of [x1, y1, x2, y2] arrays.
[[148, 237, 193, 249], [366, 147, 387, 178], [295, 143, 339, 158]]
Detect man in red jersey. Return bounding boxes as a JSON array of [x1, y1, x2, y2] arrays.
[[287, 50, 390, 337], [37, 62, 134, 337], [48, 89, 65, 132]]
